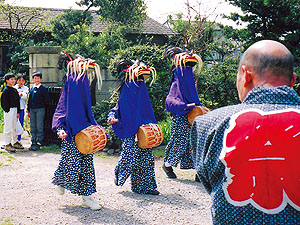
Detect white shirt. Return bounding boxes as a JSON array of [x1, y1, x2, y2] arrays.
[[14, 84, 29, 110], [33, 83, 41, 88]]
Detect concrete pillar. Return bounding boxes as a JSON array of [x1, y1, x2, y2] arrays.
[[96, 69, 122, 102], [25, 46, 64, 86]]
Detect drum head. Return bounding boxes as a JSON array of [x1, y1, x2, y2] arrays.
[[75, 132, 92, 154]]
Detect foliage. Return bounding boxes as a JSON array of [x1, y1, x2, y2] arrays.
[[92, 91, 122, 149], [50, 9, 93, 46], [167, 13, 217, 58], [165, 0, 223, 61], [292, 66, 300, 96], [158, 119, 171, 146], [109, 44, 170, 121], [65, 25, 130, 68], [39, 145, 60, 153], [204, 25, 244, 63], [198, 59, 240, 109], [6, 45, 28, 74], [77, 0, 147, 29], [225, 0, 300, 62], [0, 108, 3, 133]]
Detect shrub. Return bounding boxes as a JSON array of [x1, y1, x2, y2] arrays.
[[158, 119, 171, 146], [92, 90, 122, 149], [197, 59, 240, 109]]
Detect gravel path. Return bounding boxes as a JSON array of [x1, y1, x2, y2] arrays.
[[0, 135, 212, 225]]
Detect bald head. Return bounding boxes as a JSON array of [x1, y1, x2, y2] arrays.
[[236, 40, 296, 101], [239, 40, 294, 83]]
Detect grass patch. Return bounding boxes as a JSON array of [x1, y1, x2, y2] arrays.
[[0, 218, 14, 225], [6, 155, 16, 161], [39, 145, 60, 153], [94, 151, 113, 158], [152, 148, 165, 159], [0, 150, 9, 155], [0, 150, 17, 167]]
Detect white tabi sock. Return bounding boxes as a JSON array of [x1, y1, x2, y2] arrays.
[[164, 162, 172, 167]]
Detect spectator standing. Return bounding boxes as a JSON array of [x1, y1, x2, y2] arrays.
[[28, 71, 50, 150], [0, 73, 21, 152], [191, 40, 300, 224], [14, 74, 29, 146]]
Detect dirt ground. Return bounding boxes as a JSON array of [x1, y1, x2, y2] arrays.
[[0, 134, 212, 225]]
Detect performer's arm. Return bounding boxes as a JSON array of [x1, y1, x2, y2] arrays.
[[165, 96, 195, 115]]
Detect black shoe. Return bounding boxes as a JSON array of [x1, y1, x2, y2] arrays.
[[195, 174, 200, 182], [145, 190, 160, 195], [37, 141, 43, 146], [29, 144, 40, 151], [162, 164, 177, 178]]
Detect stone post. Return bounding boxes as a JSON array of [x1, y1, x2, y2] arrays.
[[25, 46, 63, 86]]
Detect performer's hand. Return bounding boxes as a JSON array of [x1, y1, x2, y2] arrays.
[[17, 113, 20, 119], [109, 117, 119, 124], [58, 130, 67, 139]]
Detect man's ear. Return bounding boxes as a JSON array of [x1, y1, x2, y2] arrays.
[[289, 73, 297, 87], [241, 65, 254, 88]]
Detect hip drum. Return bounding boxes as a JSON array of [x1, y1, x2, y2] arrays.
[[137, 123, 163, 149], [75, 125, 107, 154]]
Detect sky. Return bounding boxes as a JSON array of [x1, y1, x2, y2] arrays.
[[6, 0, 240, 26]]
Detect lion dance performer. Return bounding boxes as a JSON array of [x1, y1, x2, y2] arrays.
[[108, 59, 161, 195], [162, 46, 208, 180], [52, 55, 104, 210]]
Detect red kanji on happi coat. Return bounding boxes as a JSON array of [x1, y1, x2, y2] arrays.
[[221, 109, 300, 214]]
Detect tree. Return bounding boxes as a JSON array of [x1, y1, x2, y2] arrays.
[[50, 9, 93, 46], [197, 58, 240, 109], [76, 0, 147, 29], [166, 0, 220, 55], [225, 0, 300, 62], [65, 25, 130, 68]]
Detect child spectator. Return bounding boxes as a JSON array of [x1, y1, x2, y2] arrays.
[[28, 71, 50, 151], [14, 73, 29, 146], [0, 73, 21, 152]]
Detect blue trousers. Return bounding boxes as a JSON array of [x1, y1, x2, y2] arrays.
[[17, 109, 25, 141], [30, 108, 45, 143], [115, 136, 157, 193]]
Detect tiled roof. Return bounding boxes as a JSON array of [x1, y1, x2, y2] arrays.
[[0, 6, 173, 35]]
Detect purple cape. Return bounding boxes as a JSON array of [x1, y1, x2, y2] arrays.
[[110, 81, 157, 139], [165, 67, 202, 116], [52, 73, 98, 141]]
